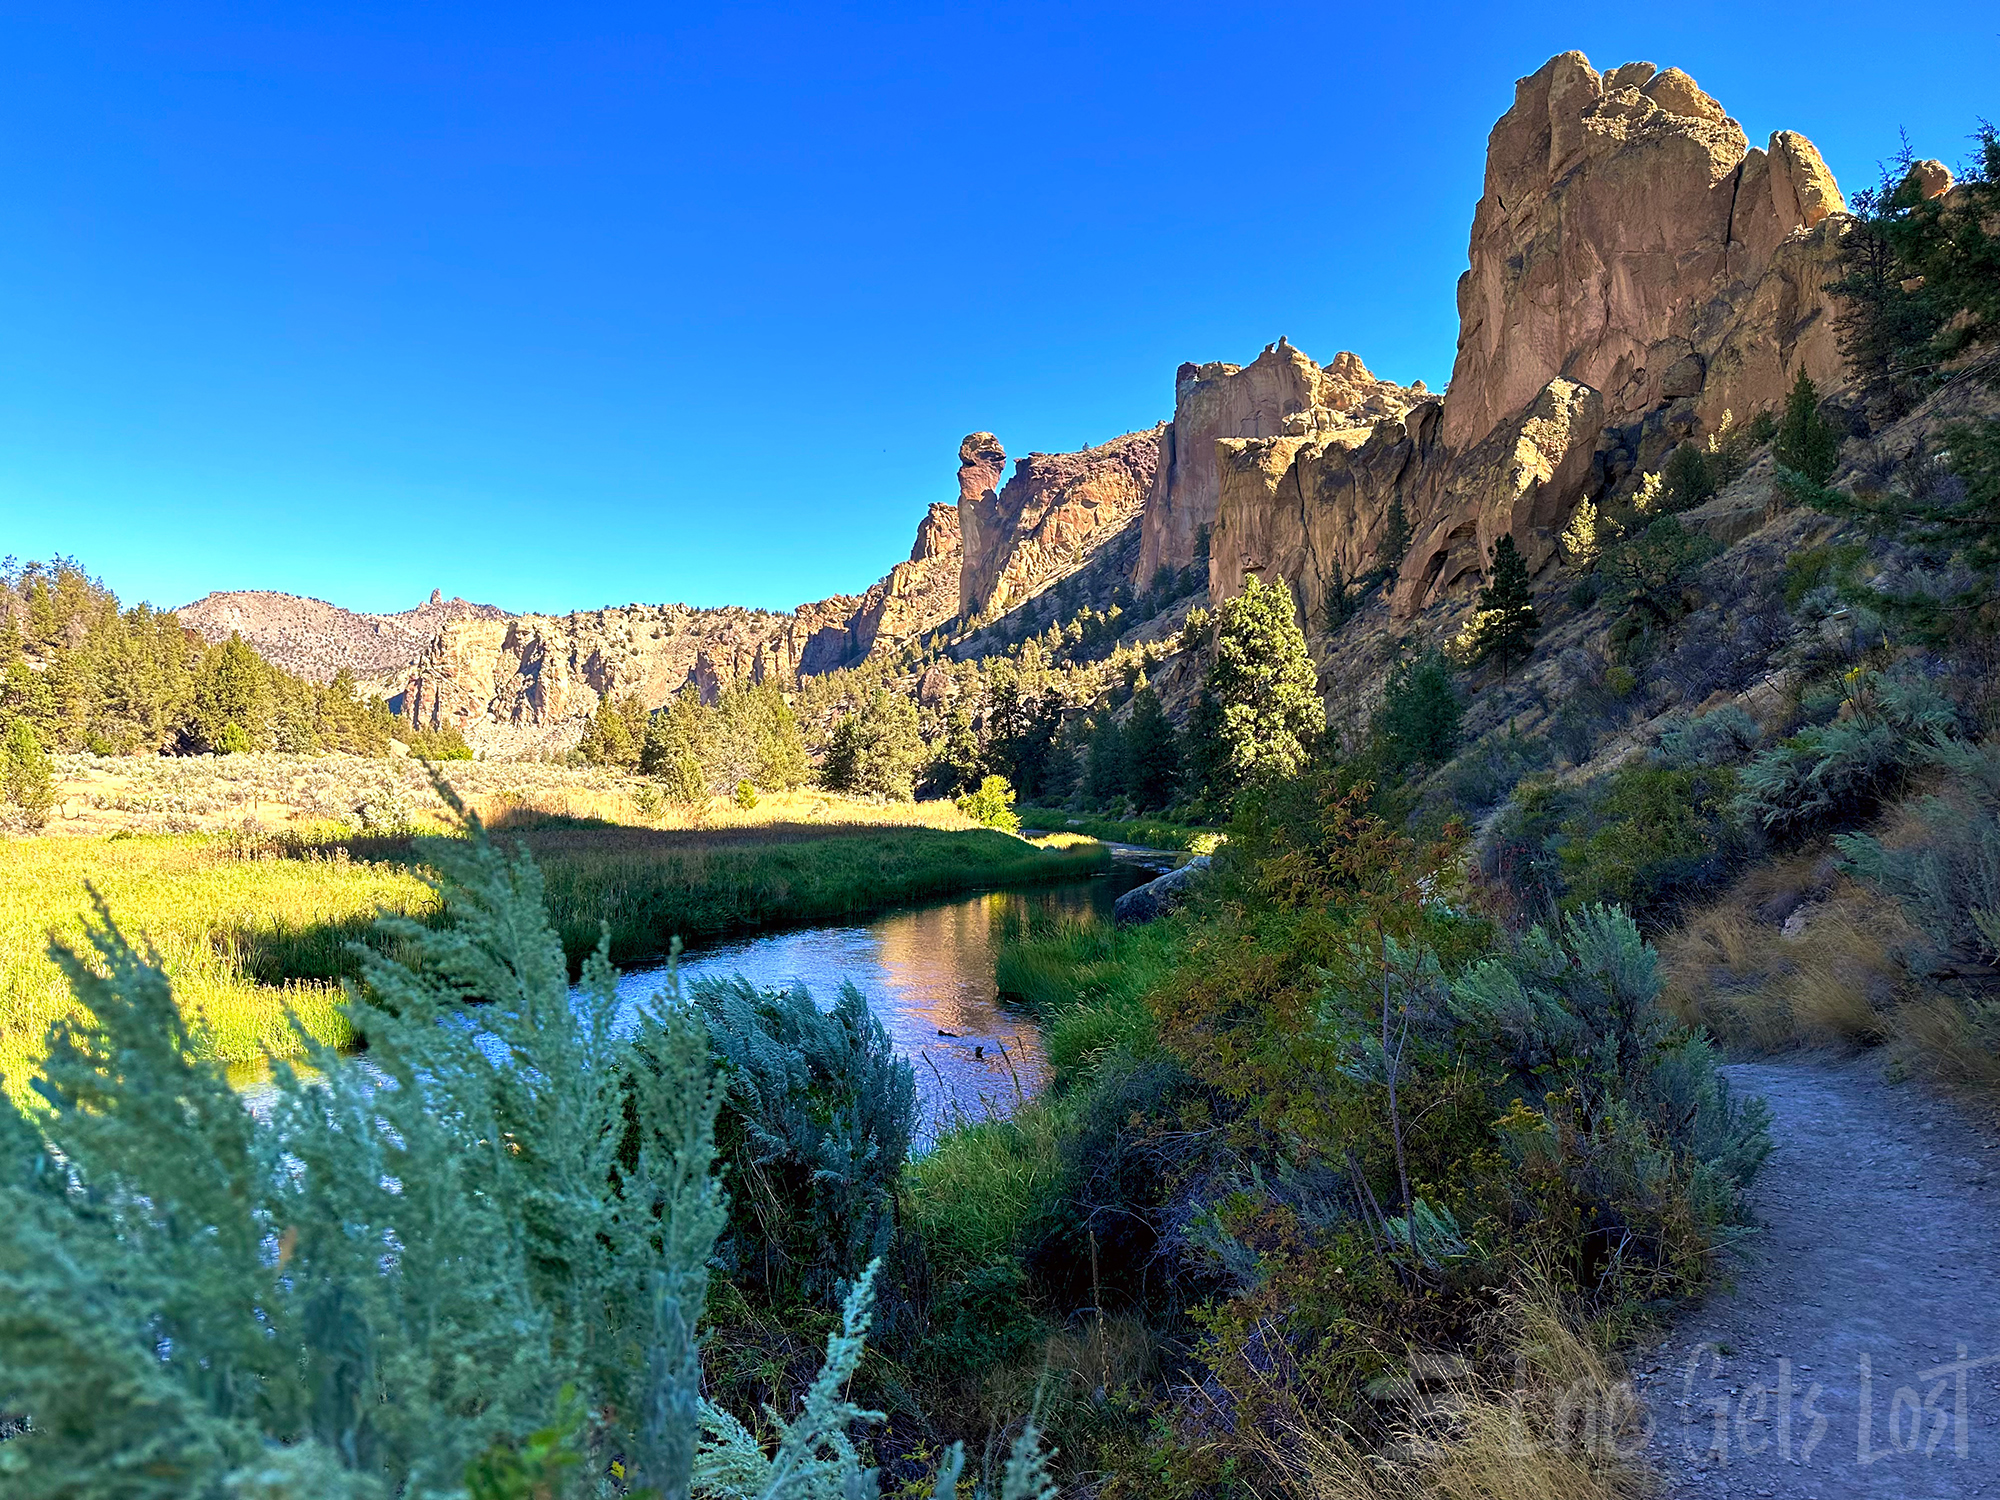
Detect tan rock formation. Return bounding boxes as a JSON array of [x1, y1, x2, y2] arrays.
[[958, 428, 1160, 619], [398, 502, 965, 757], [176, 589, 509, 688], [1137, 340, 1421, 582], [1205, 51, 1853, 625]]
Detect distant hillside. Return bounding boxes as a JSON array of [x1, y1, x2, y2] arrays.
[[175, 588, 510, 686]]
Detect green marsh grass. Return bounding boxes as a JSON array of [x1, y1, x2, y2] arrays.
[[0, 832, 436, 1091], [1012, 806, 1219, 853]]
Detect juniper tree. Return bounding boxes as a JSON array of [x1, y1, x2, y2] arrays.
[[1774, 369, 1842, 488], [3, 717, 54, 828], [1468, 535, 1538, 680], [1121, 686, 1181, 813], [1204, 573, 1325, 792]]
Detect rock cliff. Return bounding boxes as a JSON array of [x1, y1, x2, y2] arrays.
[[1137, 342, 1422, 582], [175, 588, 509, 687], [1207, 52, 1853, 626], [958, 428, 1161, 620]]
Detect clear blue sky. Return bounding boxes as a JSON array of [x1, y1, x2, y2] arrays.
[[0, 3, 1990, 616]]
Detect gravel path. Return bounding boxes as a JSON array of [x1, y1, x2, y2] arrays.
[[1636, 1057, 2000, 1497]]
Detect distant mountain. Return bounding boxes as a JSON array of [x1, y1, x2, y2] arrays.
[[175, 588, 511, 687]]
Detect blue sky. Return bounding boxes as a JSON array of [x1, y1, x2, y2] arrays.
[[0, 3, 1990, 616]]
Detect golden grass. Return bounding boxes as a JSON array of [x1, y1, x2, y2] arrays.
[[1659, 869, 1911, 1050], [36, 752, 995, 840], [0, 833, 438, 1095], [1247, 1277, 1654, 1500]]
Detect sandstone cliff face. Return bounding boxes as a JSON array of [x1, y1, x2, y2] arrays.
[[1445, 55, 1845, 450], [1137, 342, 1422, 582], [396, 500, 966, 757], [958, 428, 1160, 620], [1208, 52, 1852, 627]]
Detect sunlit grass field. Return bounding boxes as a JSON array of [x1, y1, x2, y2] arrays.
[[0, 832, 437, 1093], [3, 785, 1109, 1094]]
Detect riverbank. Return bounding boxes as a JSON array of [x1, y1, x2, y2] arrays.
[[0, 796, 1108, 1091], [1013, 806, 1221, 853]]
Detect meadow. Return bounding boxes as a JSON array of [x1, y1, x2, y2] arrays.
[[2, 767, 1108, 1092]]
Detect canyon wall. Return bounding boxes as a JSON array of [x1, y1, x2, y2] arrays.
[[958, 427, 1160, 620], [1209, 52, 1852, 626], [1136, 342, 1422, 583]]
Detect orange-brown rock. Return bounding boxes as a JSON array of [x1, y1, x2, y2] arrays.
[[1205, 51, 1853, 625], [958, 428, 1160, 619], [1136, 341, 1422, 582]]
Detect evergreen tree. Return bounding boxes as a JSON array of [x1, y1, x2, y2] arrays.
[[578, 690, 641, 769], [1121, 686, 1181, 812], [3, 717, 55, 828], [918, 703, 980, 800], [821, 690, 926, 800], [1084, 710, 1125, 804], [1203, 573, 1325, 792], [1468, 534, 1539, 679], [1774, 369, 1843, 487], [955, 773, 1020, 832], [1373, 650, 1462, 774], [1377, 492, 1412, 579]]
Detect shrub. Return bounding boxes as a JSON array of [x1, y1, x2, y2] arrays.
[[1441, 728, 1550, 816], [1656, 705, 1761, 769], [733, 778, 758, 809], [1600, 517, 1723, 649], [1837, 736, 2000, 964], [693, 975, 916, 1310], [1736, 671, 1959, 840], [956, 773, 1021, 832]]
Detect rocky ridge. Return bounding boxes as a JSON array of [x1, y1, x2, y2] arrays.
[[1208, 52, 1855, 633], [175, 589, 510, 688]]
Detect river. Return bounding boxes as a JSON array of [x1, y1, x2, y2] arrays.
[[608, 845, 1174, 1139]]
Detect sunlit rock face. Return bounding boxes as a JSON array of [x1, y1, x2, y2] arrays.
[[1201, 51, 1850, 623]]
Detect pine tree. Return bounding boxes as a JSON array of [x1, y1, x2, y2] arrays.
[[1121, 686, 1181, 812], [1203, 573, 1325, 792], [1468, 534, 1539, 680], [1377, 492, 1413, 579], [820, 690, 925, 800], [1085, 710, 1125, 804], [1774, 369, 1843, 487]]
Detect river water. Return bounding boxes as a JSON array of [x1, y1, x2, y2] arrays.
[[236, 847, 1174, 1138], [609, 846, 1173, 1139]]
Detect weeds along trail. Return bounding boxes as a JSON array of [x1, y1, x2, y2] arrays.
[[1637, 1057, 2000, 1498]]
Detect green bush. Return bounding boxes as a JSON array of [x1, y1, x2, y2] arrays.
[[3, 719, 54, 828], [1837, 737, 2000, 963], [956, 772, 1021, 832], [1656, 705, 1761, 769], [693, 976, 915, 1309], [1736, 672, 1959, 840], [733, 778, 758, 809]]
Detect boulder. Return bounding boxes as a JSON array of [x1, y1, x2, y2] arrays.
[[1113, 855, 1212, 925]]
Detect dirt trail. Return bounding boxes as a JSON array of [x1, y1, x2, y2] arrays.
[[1637, 1057, 2000, 1497]]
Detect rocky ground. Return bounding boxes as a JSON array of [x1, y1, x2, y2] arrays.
[[1638, 1057, 2000, 1498]]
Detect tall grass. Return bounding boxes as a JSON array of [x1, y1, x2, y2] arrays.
[[992, 912, 1180, 1075], [1, 818, 1109, 1091], [527, 827, 1109, 969], [1013, 806, 1219, 852], [1246, 1276, 1651, 1500], [0, 833, 436, 1091]]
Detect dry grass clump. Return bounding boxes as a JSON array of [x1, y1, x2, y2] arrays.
[[1247, 1277, 1654, 1500], [1658, 859, 1915, 1049]]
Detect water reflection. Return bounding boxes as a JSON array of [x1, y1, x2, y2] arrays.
[[614, 858, 1166, 1141]]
